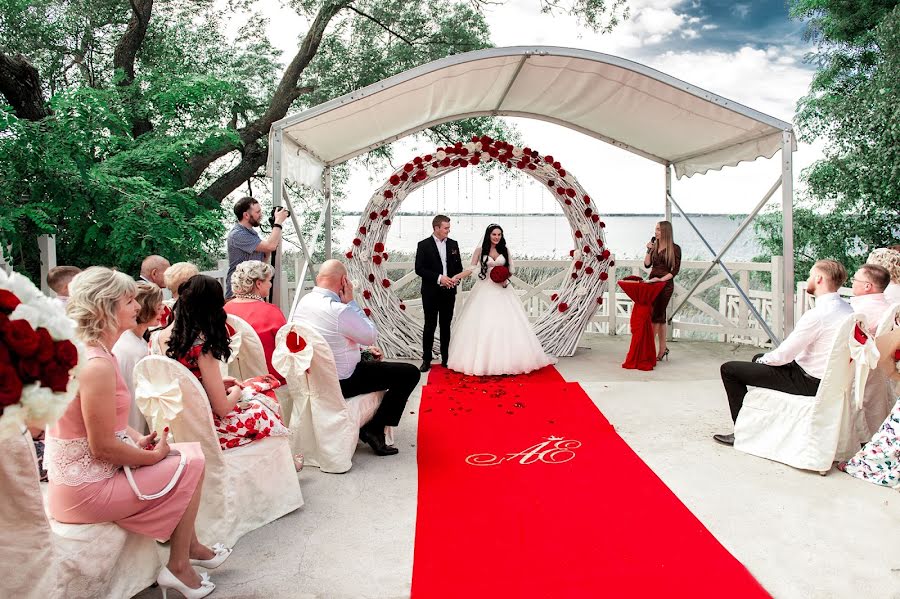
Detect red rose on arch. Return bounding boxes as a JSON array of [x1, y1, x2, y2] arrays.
[[359, 226, 367, 234], [574, 231, 583, 238], [399, 304, 406, 311], [600, 272, 609, 281], [383, 190, 393, 198], [558, 302, 569, 312], [353, 238, 362, 246], [585, 267, 594, 275], [0, 290, 21, 314], [345, 251, 353, 259], [3, 319, 40, 358], [584, 208, 593, 217], [382, 253, 389, 261], [569, 249, 576, 257], [364, 308, 372, 317], [583, 246, 591, 254], [551, 293, 558, 301], [363, 290, 371, 300], [597, 297, 604, 305], [583, 195, 591, 204], [403, 163, 414, 172], [574, 260, 584, 270], [0, 362, 23, 407], [381, 279, 391, 288], [368, 212, 378, 220], [389, 174, 400, 185], [384, 219, 392, 225], [372, 255, 382, 265], [601, 250, 611, 259], [368, 274, 376, 283], [571, 272, 577, 279], [565, 188, 576, 198], [564, 199, 572, 205], [591, 214, 600, 223], [609, 260, 616, 267], [374, 242, 385, 253]]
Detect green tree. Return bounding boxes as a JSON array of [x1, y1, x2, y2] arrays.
[[0, 0, 628, 278], [755, 1, 900, 280]]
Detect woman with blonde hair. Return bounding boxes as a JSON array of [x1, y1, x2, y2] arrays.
[[48, 267, 228, 598], [112, 281, 164, 431], [643, 220, 682, 361], [866, 247, 900, 304], [224, 260, 287, 383], [160, 262, 199, 327]]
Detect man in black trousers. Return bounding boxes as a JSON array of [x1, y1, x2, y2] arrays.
[[415, 214, 463, 372]]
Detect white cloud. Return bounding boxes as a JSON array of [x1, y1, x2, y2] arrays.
[[732, 4, 751, 19]]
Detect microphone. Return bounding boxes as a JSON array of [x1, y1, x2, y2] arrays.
[[650, 236, 656, 244]]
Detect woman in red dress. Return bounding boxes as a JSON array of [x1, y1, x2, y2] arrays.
[[643, 220, 681, 362]]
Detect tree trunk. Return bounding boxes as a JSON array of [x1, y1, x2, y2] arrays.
[[113, 0, 154, 138], [0, 53, 51, 121]]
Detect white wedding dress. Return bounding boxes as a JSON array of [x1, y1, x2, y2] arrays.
[[447, 254, 557, 376]]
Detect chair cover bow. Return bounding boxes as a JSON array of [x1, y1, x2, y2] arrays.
[[226, 321, 241, 364], [273, 326, 314, 377], [135, 377, 184, 434], [848, 321, 880, 409]]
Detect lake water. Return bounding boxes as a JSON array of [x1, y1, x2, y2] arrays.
[[338, 214, 764, 260]]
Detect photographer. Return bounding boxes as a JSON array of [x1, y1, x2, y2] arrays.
[[225, 196, 289, 299]]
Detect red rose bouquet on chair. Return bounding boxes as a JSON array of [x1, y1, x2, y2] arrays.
[[0, 269, 84, 439], [490, 265, 512, 288]]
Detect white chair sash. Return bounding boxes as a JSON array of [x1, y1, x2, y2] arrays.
[[134, 376, 184, 434], [849, 320, 880, 410]]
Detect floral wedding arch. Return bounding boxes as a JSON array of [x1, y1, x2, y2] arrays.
[[346, 136, 614, 359]]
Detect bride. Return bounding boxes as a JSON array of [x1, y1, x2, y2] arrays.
[[446, 224, 557, 376]]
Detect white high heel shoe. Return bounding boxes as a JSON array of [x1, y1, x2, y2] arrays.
[[157, 566, 215, 599], [190, 543, 232, 569]]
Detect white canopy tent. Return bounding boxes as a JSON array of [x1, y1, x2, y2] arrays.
[[266, 46, 797, 339]]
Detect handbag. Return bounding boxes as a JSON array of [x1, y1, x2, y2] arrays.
[[121, 436, 187, 501]]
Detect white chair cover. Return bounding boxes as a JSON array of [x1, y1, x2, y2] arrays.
[[272, 322, 386, 474], [860, 303, 900, 436], [225, 313, 269, 381], [0, 430, 159, 598], [734, 314, 868, 473], [133, 355, 303, 547], [848, 317, 880, 409]]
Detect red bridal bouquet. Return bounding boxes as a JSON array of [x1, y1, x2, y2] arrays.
[[0, 269, 84, 439], [490, 265, 511, 288]]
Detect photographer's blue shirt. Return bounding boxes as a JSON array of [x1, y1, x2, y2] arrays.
[[226, 223, 264, 297]]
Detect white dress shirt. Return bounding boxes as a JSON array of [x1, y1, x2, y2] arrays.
[[757, 292, 853, 379], [292, 286, 377, 380], [884, 282, 900, 304], [433, 235, 447, 283], [112, 329, 149, 432], [850, 292, 892, 334]]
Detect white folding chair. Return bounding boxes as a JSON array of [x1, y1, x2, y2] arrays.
[[272, 322, 391, 474], [734, 314, 871, 474], [0, 431, 159, 598], [134, 355, 303, 547], [859, 303, 900, 436]]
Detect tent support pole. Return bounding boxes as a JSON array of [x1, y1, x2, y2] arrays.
[[781, 130, 795, 337], [324, 167, 332, 259], [271, 128, 285, 311]]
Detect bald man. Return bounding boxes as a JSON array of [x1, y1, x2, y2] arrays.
[[139, 255, 170, 288], [292, 260, 419, 456]]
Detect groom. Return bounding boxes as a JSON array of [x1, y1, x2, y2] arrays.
[[415, 214, 464, 372]]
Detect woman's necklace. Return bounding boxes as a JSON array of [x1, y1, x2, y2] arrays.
[[95, 340, 113, 356], [234, 293, 264, 301]]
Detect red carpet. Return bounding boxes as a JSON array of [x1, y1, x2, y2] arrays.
[[411, 366, 769, 598]]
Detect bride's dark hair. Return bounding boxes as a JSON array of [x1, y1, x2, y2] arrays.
[[478, 224, 510, 280]]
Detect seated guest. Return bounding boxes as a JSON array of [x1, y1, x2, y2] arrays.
[[838, 333, 900, 488], [48, 267, 227, 598], [46, 265, 81, 306], [292, 260, 420, 456], [713, 259, 854, 446], [224, 260, 287, 383], [850, 264, 892, 334], [151, 275, 289, 450], [140, 254, 170, 288], [866, 247, 900, 305], [112, 281, 164, 432], [161, 261, 199, 326]]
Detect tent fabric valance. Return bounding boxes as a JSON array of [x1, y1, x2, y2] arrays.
[[267, 46, 795, 190]]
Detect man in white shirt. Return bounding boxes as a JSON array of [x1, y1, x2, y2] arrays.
[[849, 264, 892, 334], [713, 259, 854, 445], [293, 260, 420, 456]]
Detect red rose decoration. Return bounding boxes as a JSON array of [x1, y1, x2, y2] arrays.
[[574, 231, 583, 238], [569, 249, 575, 257], [559, 169, 567, 177], [489, 266, 511, 284], [599, 221, 606, 228], [3, 319, 40, 358], [40, 361, 70, 393], [35, 328, 55, 362], [345, 251, 354, 259], [600, 272, 609, 281], [368, 274, 376, 283], [381, 279, 391, 288], [363, 290, 371, 299], [601, 250, 611, 259], [0, 290, 21, 314], [400, 172, 409, 181], [609, 260, 615, 267], [383, 190, 393, 198], [359, 226, 367, 234], [547, 180, 555, 187], [574, 260, 584, 269], [558, 302, 569, 312], [368, 211, 378, 220], [571, 272, 578, 279], [364, 308, 372, 316], [583, 246, 591, 253], [287, 331, 307, 353], [553, 161, 561, 169], [389, 174, 400, 185], [374, 242, 385, 253], [544, 155, 554, 163], [399, 304, 406, 311], [380, 209, 389, 217], [403, 163, 414, 172], [551, 293, 558, 301], [591, 214, 600, 222], [16, 357, 41, 383], [384, 219, 392, 225], [373, 255, 382, 265], [564, 199, 572, 205], [0, 362, 23, 407], [565, 188, 576, 198], [414, 156, 423, 165], [585, 267, 594, 275], [597, 297, 604, 305], [584, 208, 593, 217], [556, 186, 565, 195], [353, 238, 362, 246], [583, 195, 591, 204]]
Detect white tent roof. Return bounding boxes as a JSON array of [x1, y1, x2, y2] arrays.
[[267, 46, 794, 189]]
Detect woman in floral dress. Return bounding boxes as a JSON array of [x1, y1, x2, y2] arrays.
[[838, 343, 900, 489], [151, 274, 289, 450]]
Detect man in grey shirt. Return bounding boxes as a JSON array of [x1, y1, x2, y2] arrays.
[[225, 196, 288, 297]]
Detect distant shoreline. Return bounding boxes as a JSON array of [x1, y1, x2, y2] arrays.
[[342, 212, 748, 218]]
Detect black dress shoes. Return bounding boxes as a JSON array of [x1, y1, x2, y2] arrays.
[[359, 426, 399, 456], [419, 361, 431, 372], [713, 433, 735, 446]]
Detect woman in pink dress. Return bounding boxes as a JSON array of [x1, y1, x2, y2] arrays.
[[152, 274, 289, 450], [224, 260, 287, 384], [46, 267, 229, 599]]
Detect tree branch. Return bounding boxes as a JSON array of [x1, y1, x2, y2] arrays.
[[348, 6, 414, 46], [0, 52, 52, 121], [187, 0, 353, 199], [113, 0, 154, 137]]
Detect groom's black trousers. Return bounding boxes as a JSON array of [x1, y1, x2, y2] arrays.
[[421, 288, 456, 363], [339, 360, 420, 428]]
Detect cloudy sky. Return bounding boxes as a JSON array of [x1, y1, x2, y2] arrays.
[[249, 0, 819, 215]]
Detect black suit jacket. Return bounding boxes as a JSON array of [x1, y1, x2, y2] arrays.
[[415, 236, 464, 296]]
